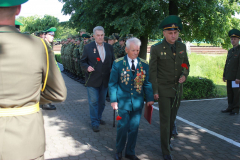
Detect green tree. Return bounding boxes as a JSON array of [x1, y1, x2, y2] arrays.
[[59, 0, 240, 59]]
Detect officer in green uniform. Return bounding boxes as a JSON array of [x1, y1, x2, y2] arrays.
[[109, 37, 154, 160], [149, 15, 190, 160], [221, 29, 240, 115], [42, 27, 59, 110], [0, 1, 67, 159]]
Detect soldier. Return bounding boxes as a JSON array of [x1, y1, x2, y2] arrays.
[[221, 29, 240, 115], [104, 36, 109, 43], [0, 1, 67, 159], [15, 20, 23, 31], [42, 27, 59, 110], [39, 30, 46, 39], [149, 15, 190, 160], [114, 37, 126, 59], [78, 34, 91, 84], [108, 35, 116, 45], [73, 38, 81, 81]]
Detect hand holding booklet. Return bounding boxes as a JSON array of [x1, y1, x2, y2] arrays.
[[144, 103, 153, 124], [232, 81, 240, 88]]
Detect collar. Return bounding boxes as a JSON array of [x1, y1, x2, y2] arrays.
[[95, 41, 104, 47], [127, 55, 137, 62], [164, 38, 176, 48]]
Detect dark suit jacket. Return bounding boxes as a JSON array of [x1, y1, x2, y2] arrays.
[[80, 41, 114, 87], [223, 45, 240, 80]]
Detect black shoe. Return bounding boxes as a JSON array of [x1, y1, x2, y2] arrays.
[[115, 152, 122, 160], [100, 120, 106, 125], [163, 155, 173, 160], [229, 111, 239, 115], [125, 154, 140, 160], [170, 144, 173, 151], [42, 104, 56, 110], [92, 126, 100, 132], [221, 108, 232, 113]]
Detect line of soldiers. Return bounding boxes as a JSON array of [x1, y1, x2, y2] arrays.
[[60, 30, 134, 85]]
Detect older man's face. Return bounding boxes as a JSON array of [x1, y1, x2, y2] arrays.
[[163, 30, 179, 44], [125, 42, 140, 59], [93, 30, 105, 45]]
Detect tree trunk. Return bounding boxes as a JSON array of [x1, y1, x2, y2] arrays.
[[169, 0, 178, 15], [139, 35, 148, 60]]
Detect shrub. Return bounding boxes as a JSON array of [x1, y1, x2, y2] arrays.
[[55, 54, 62, 64], [183, 76, 216, 99]]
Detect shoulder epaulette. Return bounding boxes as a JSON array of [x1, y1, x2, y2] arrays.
[[152, 41, 162, 47], [115, 57, 124, 62], [139, 58, 148, 64]]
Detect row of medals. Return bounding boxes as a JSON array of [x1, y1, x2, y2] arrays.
[[120, 66, 146, 94]]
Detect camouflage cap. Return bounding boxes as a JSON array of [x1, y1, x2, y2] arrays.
[[108, 35, 116, 40], [80, 29, 86, 32], [119, 37, 125, 41], [104, 36, 109, 41], [126, 34, 133, 39]]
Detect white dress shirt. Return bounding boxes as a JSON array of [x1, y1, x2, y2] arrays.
[[127, 55, 138, 70]]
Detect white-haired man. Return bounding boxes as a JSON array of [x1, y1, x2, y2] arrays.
[[80, 26, 115, 132], [109, 38, 154, 160]]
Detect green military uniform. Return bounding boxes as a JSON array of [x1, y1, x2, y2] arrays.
[[149, 15, 190, 159], [0, 1, 67, 160], [222, 29, 240, 115], [73, 38, 81, 78], [109, 55, 154, 157], [113, 37, 126, 59], [78, 34, 91, 81]]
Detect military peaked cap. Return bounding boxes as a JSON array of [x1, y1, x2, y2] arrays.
[[159, 15, 183, 31], [228, 29, 240, 38], [0, 0, 28, 7]]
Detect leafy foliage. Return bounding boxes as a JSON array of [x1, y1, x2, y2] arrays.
[[183, 76, 216, 99], [59, 0, 240, 50], [16, 15, 78, 39]]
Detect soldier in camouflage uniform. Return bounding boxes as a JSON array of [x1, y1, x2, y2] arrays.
[[64, 37, 71, 73], [108, 35, 116, 45], [114, 37, 126, 59], [78, 34, 91, 84], [73, 38, 81, 80], [70, 37, 78, 78]]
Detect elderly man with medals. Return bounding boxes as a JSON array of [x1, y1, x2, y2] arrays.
[[109, 37, 154, 160]]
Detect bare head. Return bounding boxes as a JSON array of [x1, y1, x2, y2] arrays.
[[93, 26, 105, 45], [125, 37, 141, 59]]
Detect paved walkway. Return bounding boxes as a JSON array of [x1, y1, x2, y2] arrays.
[[42, 72, 240, 160]]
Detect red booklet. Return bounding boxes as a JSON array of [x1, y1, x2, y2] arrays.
[[144, 104, 153, 124]]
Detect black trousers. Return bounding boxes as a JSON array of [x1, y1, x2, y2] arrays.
[[227, 80, 240, 113]]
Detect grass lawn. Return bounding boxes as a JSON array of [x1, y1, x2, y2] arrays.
[[188, 53, 227, 97]]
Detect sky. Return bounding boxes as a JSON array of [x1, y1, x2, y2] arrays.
[[16, 0, 71, 22]]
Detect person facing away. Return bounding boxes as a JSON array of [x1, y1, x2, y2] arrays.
[[0, 0, 67, 160]]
